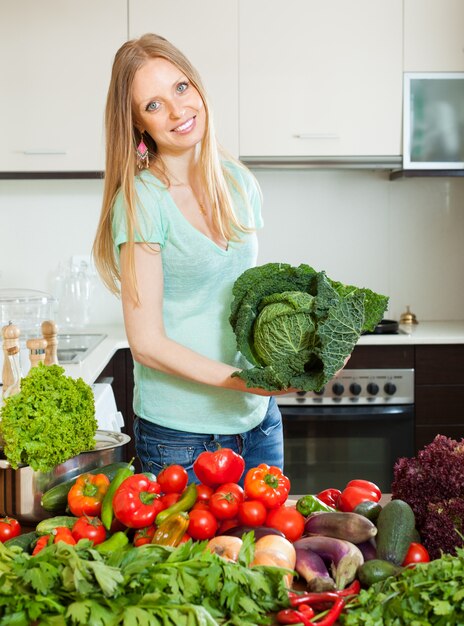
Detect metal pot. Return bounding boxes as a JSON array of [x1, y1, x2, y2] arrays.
[[0, 430, 130, 524]]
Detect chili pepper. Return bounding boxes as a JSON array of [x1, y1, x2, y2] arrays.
[[297, 604, 315, 618], [243, 464, 290, 509], [101, 459, 135, 530], [32, 534, 52, 555], [151, 512, 190, 546], [310, 597, 345, 626], [296, 494, 335, 516], [288, 591, 341, 608], [276, 608, 312, 625], [337, 579, 361, 597], [95, 530, 129, 554], [52, 526, 77, 545], [155, 482, 198, 526]]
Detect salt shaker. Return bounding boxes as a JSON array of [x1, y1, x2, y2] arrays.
[[26, 338, 48, 368], [42, 320, 59, 365], [2, 323, 22, 398]]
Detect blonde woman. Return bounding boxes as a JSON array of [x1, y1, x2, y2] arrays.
[[93, 33, 288, 483]]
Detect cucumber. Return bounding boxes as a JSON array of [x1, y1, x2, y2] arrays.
[[41, 461, 133, 513], [376, 499, 416, 566], [36, 516, 79, 535], [4, 531, 38, 553], [357, 559, 403, 587], [354, 500, 382, 523]]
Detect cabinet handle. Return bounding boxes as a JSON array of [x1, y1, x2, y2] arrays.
[[295, 133, 339, 139], [22, 150, 68, 155]]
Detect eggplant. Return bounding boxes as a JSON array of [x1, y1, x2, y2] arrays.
[[357, 538, 377, 562], [304, 511, 377, 544], [295, 547, 336, 591], [220, 525, 285, 540], [294, 535, 364, 590]]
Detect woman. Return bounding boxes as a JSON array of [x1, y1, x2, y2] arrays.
[[93, 33, 291, 484]]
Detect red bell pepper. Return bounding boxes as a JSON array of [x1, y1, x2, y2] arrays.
[[316, 488, 342, 509], [244, 464, 290, 509], [193, 447, 245, 487], [67, 473, 111, 517], [337, 479, 381, 512], [112, 474, 163, 528]]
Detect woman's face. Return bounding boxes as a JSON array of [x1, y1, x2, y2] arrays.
[[132, 57, 206, 157]]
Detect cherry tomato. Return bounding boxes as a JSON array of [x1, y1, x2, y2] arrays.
[[402, 542, 430, 566], [196, 484, 215, 502], [159, 492, 181, 509], [187, 509, 218, 540], [209, 492, 239, 520], [217, 518, 239, 534], [265, 505, 305, 542], [191, 500, 211, 511], [0, 517, 21, 542], [237, 499, 267, 527], [133, 526, 156, 547], [71, 516, 107, 545], [157, 465, 188, 494], [215, 482, 245, 503]]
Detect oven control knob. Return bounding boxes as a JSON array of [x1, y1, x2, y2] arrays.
[[384, 382, 397, 396], [296, 391, 306, 396], [350, 383, 362, 396], [367, 382, 379, 395], [314, 387, 325, 396], [332, 382, 344, 396]]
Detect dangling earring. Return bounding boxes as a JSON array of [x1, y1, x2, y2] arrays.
[[136, 134, 149, 170]]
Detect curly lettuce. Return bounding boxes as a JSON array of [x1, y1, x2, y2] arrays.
[[229, 262, 388, 391], [0, 363, 97, 472]]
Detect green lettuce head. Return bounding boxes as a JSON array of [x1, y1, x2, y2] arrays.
[[229, 263, 388, 392]]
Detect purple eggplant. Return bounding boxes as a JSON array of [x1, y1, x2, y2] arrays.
[[294, 535, 364, 590], [304, 511, 377, 544], [357, 538, 377, 562], [219, 525, 285, 540], [295, 547, 336, 591]]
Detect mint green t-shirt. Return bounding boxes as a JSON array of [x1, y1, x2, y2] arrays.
[[112, 162, 269, 434]]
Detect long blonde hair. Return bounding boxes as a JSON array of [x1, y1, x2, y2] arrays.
[[93, 33, 254, 298]]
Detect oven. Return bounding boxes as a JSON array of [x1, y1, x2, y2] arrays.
[[278, 367, 415, 494]]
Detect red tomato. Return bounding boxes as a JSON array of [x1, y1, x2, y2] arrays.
[[71, 516, 107, 545], [191, 500, 211, 511], [346, 479, 382, 500], [196, 484, 215, 502], [265, 505, 306, 542], [209, 492, 239, 520], [217, 518, 239, 534], [237, 500, 267, 527], [402, 542, 430, 566], [0, 517, 21, 542], [193, 448, 245, 487], [187, 509, 218, 540], [316, 488, 342, 509], [178, 532, 191, 544], [157, 465, 188, 494], [215, 482, 245, 503], [159, 492, 181, 509], [133, 526, 156, 547]]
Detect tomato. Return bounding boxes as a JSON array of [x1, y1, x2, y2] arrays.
[[217, 518, 239, 534], [0, 517, 21, 542], [237, 499, 267, 527], [402, 542, 430, 566], [196, 484, 214, 502], [187, 509, 218, 540], [157, 465, 188, 494], [191, 500, 211, 511], [159, 492, 181, 509], [316, 488, 342, 509], [133, 526, 156, 547], [215, 482, 245, 503], [72, 516, 107, 545], [265, 505, 306, 542], [209, 492, 239, 520], [346, 479, 382, 500], [193, 448, 245, 487]]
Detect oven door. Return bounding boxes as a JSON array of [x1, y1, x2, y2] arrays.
[[281, 404, 414, 494]]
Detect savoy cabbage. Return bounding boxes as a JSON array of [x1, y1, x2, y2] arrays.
[[229, 263, 388, 391]]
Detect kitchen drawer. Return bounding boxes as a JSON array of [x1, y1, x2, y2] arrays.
[[415, 385, 464, 425], [349, 345, 414, 369], [415, 345, 464, 384]]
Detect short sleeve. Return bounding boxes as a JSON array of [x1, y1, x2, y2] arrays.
[[112, 177, 167, 249]]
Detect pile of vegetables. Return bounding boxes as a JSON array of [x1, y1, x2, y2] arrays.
[[229, 262, 388, 391], [0, 363, 97, 472], [391, 434, 464, 559]]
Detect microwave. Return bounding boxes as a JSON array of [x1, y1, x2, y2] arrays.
[[403, 72, 464, 170]]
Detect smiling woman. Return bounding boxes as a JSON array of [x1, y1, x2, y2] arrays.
[[92, 33, 291, 483]]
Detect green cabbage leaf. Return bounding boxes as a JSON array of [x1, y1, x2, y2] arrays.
[[229, 263, 388, 391], [0, 363, 97, 472]]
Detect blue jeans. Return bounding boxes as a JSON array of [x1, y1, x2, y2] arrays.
[[133, 397, 283, 486]]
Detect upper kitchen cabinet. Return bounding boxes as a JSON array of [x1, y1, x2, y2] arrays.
[[0, 1, 127, 174], [129, 0, 239, 156], [404, 0, 464, 71], [239, 0, 403, 159]]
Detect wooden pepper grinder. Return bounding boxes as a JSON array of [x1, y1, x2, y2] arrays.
[[42, 320, 59, 365], [2, 322, 22, 398], [26, 337, 48, 368]]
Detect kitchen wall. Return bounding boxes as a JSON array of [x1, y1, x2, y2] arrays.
[[1, 169, 463, 327]]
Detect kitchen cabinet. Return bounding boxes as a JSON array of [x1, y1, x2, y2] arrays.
[[128, 0, 239, 156], [0, 0, 127, 174], [238, 0, 403, 159], [404, 0, 464, 71]]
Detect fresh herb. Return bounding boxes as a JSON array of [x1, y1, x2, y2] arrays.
[[0, 363, 97, 472], [229, 263, 387, 391], [340, 546, 464, 625], [391, 434, 464, 559], [0, 532, 290, 625]]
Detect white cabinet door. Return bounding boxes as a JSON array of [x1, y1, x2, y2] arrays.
[[404, 0, 464, 71], [239, 0, 403, 158], [129, 0, 239, 156], [0, 0, 127, 173]]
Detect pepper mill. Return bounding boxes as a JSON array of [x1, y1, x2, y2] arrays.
[[42, 320, 59, 365], [2, 323, 22, 398], [26, 337, 48, 368]]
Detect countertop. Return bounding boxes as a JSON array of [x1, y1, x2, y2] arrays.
[[61, 321, 464, 384]]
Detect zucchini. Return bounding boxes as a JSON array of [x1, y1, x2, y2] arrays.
[[357, 559, 403, 587], [41, 461, 134, 513], [4, 531, 38, 553], [376, 499, 416, 566], [36, 516, 79, 535]]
